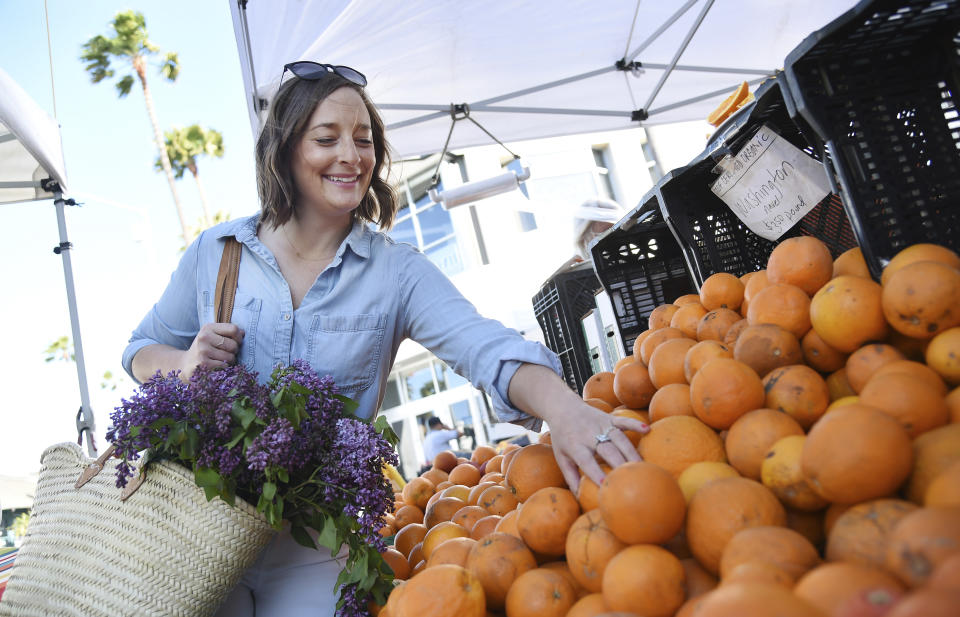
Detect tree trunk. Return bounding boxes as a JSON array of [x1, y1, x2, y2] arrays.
[[134, 59, 190, 247], [188, 161, 212, 227]]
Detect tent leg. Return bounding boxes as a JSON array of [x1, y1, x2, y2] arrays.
[[53, 191, 97, 457]]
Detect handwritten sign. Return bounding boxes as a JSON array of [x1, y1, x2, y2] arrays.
[[710, 124, 831, 241]]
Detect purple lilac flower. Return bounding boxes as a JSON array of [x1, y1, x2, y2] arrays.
[[317, 418, 398, 551], [246, 418, 295, 472], [336, 584, 370, 617]]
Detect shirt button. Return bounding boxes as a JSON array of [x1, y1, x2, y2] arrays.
[[283, 313, 291, 321]]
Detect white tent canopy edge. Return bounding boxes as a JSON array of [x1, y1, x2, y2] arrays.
[[0, 67, 96, 457], [0, 67, 67, 203], [229, 0, 859, 160]]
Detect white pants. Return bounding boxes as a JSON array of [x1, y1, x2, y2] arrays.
[[215, 529, 347, 617]]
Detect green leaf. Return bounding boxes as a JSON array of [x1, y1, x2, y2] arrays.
[[225, 426, 245, 449], [180, 427, 199, 460], [289, 525, 316, 550], [165, 423, 186, 448], [232, 400, 257, 430], [317, 515, 341, 555], [202, 485, 219, 502], [277, 468, 289, 483], [333, 394, 359, 415], [262, 481, 277, 501], [356, 550, 369, 576], [373, 416, 399, 446], [115, 74, 135, 97], [139, 447, 158, 469], [160, 51, 179, 81], [270, 387, 285, 409], [281, 403, 301, 429], [290, 381, 311, 396], [194, 466, 220, 488], [220, 479, 236, 506]]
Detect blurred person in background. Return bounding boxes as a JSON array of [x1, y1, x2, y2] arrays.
[[572, 197, 625, 261], [420, 416, 463, 473]]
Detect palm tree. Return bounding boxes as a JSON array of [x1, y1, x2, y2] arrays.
[[155, 125, 224, 227], [80, 10, 190, 246]]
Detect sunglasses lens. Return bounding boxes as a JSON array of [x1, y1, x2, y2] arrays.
[[333, 66, 367, 87], [288, 61, 328, 80]]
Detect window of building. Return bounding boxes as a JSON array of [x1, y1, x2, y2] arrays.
[[390, 419, 408, 477], [390, 176, 464, 277], [501, 158, 537, 232], [404, 363, 437, 401], [416, 412, 433, 439], [642, 141, 664, 183], [436, 361, 469, 391], [390, 358, 473, 410], [450, 400, 476, 451], [592, 146, 616, 200], [516, 210, 538, 232]]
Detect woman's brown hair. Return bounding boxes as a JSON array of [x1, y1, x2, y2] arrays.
[[255, 73, 397, 229]]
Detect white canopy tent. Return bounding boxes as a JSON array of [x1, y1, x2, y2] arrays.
[[0, 67, 96, 457], [229, 0, 859, 160]]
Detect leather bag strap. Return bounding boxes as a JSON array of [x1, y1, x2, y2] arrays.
[[214, 237, 242, 323]]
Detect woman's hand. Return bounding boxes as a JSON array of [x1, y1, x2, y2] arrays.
[[507, 363, 649, 494], [181, 322, 244, 380], [544, 399, 649, 494]]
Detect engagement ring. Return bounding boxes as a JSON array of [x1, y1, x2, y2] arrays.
[[215, 335, 225, 349], [595, 427, 614, 445]]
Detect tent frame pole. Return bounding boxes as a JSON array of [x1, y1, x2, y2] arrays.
[[642, 0, 716, 112], [625, 0, 700, 61], [50, 186, 97, 457]]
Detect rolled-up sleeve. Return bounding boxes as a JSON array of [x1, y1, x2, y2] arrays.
[[121, 232, 206, 382], [397, 247, 561, 430]]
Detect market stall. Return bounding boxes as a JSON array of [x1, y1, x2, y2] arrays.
[[375, 2, 960, 613]]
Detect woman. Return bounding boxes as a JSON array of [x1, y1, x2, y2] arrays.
[[122, 62, 648, 616]]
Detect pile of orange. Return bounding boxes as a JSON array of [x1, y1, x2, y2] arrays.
[[374, 239, 960, 617]]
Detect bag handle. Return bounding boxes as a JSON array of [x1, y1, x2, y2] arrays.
[[72, 445, 144, 501], [215, 236, 242, 323], [75, 237, 243, 500], [75, 444, 116, 489]]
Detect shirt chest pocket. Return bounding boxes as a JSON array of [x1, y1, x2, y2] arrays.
[[202, 290, 262, 371], [307, 313, 386, 394]]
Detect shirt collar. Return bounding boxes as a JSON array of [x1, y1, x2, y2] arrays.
[[215, 213, 372, 260]]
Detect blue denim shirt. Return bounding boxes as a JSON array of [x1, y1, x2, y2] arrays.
[[122, 214, 560, 426]]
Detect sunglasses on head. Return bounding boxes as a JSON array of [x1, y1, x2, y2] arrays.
[[278, 61, 367, 91]]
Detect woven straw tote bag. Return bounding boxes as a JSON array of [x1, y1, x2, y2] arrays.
[[0, 442, 275, 617]]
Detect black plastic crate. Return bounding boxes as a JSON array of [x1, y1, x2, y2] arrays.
[[658, 77, 858, 286], [783, 0, 960, 280], [532, 260, 603, 392], [589, 194, 697, 356]]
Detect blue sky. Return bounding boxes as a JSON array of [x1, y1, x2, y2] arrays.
[[0, 1, 259, 476]]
